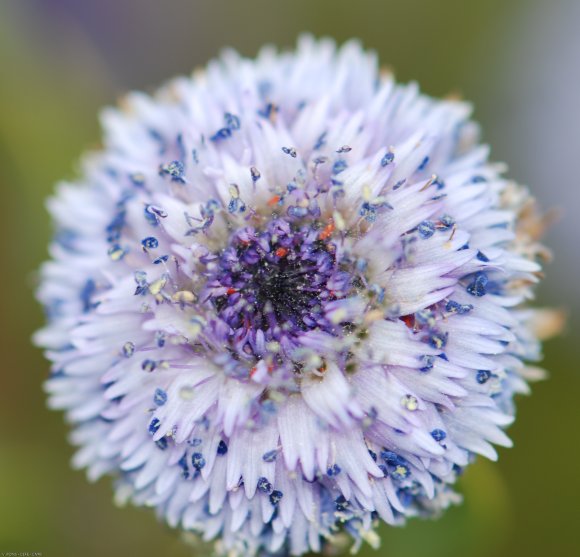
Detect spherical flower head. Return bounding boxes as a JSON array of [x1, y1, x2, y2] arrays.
[[35, 36, 554, 556]]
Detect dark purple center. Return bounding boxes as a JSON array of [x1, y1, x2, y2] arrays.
[[203, 219, 354, 352]]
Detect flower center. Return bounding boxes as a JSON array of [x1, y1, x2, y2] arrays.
[[203, 219, 353, 349]]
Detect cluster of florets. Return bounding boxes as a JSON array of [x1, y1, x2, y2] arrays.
[[35, 37, 551, 556]]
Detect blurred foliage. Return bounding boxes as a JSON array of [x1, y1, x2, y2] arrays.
[[0, 1, 578, 556]]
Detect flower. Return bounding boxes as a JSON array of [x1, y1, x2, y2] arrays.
[[35, 36, 554, 556]]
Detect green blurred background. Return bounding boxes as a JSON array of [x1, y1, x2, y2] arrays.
[[1, 1, 578, 556]]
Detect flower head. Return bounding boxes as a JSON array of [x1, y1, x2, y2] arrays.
[[36, 37, 553, 556]]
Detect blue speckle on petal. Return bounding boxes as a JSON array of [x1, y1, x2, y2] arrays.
[[433, 177, 446, 190], [476, 370, 492, 384], [191, 452, 206, 470], [217, 440, 228, 455], [134, 270, 147, 285], [381, 152, 394, 166], [153, 388, 167, 406], [142, 237, 159, 250], [129, 172, 146, 187], [287, 206, 308, 218], [360, 202, 377, 222], [467, 272, 489, 297], [159, 160, 186, 183], [250, 166, 261, 182], [335, 495, 349, 511], [314, 131, 327, 150], [122, 341, 135, 358], [257, 103, 277, 119], [327, 464, 342, 477], [257, 477, 273, 494], [80, 279, 97, 313], [418, 221, 436, 239], [142, 359, 157, 372], [428, 331, 448, 350], [148, 418, 161, 435], [106, 210, 126, 242], [269, 490, 284, 505], [144, 204, 168, 227], [398, 488, 414, 507], [420, 355, 435, 372], [262, 449, 279, 463], [439, 214, 455, 229], [210, 128, 232, 142], [107, 244, 127, 261], [155, 437, 168, 450], [225, 112, 241, 130], [431, 429, 447, 442], [381, 451, 405, 466], [445, 300, 473, 315], [177, 454, 189, 479], [391, 464, 410, 480], [332, 160, 348, 174]]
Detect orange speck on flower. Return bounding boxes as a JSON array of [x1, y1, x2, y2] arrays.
[[275, 247, 288, 257], [226, 288, 237, 295], [267, 195, 281, 206], [319, 221, 335, 240], [400, 314, 414, 328], [249, 363, 275, 378]]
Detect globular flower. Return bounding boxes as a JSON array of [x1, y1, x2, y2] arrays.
[[35, 37, 554, 556]]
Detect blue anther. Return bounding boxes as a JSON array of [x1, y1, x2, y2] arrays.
[[381, 152, 395, 166], [191, 452, 206, 471], [257, 477, 273, 494], [476, 370, 492, 384], [148, 418, 161, 435], [418, 220, 436, 239], [467, 272, 489, 297], [141, 237, 159, 249], [269, 490, 284, 505], [153, 388, 167, 406], [430, 429, 447, 442]]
